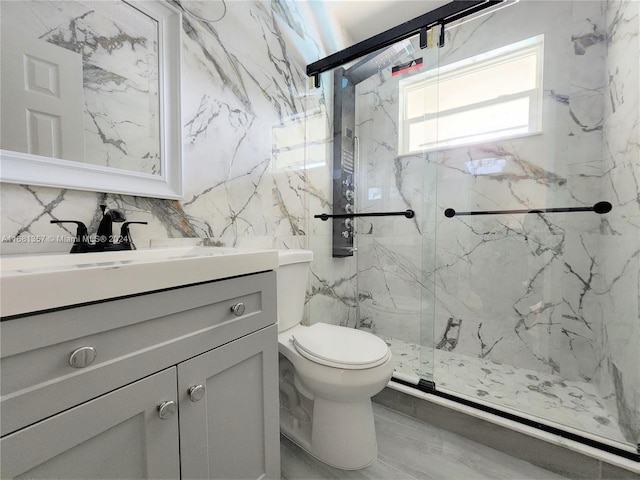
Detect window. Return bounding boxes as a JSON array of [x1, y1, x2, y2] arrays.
[[399, 35, 544, 154]]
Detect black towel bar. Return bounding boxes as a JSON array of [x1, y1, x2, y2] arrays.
[[314, 209, 415, 221], [444, 202, 612, 218]]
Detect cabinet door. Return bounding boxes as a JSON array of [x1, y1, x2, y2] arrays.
[[178, 325, 280, 480], [0, 368, 180, 479]]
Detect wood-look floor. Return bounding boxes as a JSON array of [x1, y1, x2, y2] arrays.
[[281, 403, 567, 480]]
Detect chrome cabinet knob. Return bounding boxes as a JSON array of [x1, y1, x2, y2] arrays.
[[230, 302, 245, 316], [188, 385, 205, 402], [157, 400, 177, 419], [69, 346, 97, 368]]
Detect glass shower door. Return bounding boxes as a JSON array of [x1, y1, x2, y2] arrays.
[[350, 33, 440, 386], [312, 0, 638, 455], [429, 0, 639, 452]]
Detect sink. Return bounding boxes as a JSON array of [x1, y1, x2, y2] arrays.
[[0, 246, 279, 317], [1, 247, 252, 272]]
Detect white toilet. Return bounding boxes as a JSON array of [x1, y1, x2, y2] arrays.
[[277, 249, 393, 470]]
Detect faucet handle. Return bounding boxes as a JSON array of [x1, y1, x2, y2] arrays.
[[119, 221, 148, 250], [50, 220, 90, 253]]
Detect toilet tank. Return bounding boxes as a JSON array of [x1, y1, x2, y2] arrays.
[[277, 249, 314, 332]]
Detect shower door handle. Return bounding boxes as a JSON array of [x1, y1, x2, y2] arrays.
[[314, 209, 415, 221], [444, 202, 612, 218]]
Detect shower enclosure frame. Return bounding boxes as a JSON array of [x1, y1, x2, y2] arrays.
[[307, 0, 640, 463]]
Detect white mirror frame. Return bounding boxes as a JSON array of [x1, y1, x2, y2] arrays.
[[0, 0, 183, 200]]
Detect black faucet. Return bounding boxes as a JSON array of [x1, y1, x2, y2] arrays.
[[51, 205, 148, 253], [49, 220, 91, 253], [119, 221, 148, 250], [95, 205, 126, 249]]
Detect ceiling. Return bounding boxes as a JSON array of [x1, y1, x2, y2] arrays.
[[323, 0, 450, 45]]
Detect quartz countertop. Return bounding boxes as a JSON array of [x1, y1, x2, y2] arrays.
[[0, 246, 278, 317]]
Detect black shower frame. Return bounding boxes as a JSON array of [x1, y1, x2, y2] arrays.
[[392, 377, 640, 461], [306, 0, 502, 85]]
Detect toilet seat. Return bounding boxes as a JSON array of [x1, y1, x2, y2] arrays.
[[291, 323, 390, 370]]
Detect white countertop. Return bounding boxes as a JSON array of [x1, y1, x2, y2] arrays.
[[0, 246, 279, 317]]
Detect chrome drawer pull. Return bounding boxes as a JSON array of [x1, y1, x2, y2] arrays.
[[188, 385, 205, 402], [230, 303, 245, 316], [157, 400, 177, 419], [69, 346, 97, 368]]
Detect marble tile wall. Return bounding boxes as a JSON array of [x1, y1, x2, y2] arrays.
[[432, 0, 601, 384], [351, 0, 639, 445], [598, 0, 640, 446]]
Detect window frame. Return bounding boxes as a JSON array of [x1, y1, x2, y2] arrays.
[[398, 34, 544, 154]]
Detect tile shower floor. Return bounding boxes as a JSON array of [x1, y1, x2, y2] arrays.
[[383, 336, 629, 448]]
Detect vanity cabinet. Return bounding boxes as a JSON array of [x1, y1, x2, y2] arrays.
[[1, 368, 181, 479], [178, 326, 280, 479], [0, 271, 280, 479]]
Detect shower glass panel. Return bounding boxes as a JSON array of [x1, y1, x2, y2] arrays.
[[317, 0, 638, 455], [430, 0, 639, 452], [350, 34, 440, 385]]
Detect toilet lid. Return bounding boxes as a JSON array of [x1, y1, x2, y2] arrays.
[[291, 323, 390, 369]]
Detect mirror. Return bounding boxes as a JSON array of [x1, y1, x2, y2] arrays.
[[0, 0, 182, 199]]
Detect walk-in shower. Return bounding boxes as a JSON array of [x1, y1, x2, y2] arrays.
[[308, 0, 639, 461]]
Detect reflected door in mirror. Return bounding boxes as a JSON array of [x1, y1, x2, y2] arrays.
[[1, 27, 85, 162], [0, 0, 161, 176]]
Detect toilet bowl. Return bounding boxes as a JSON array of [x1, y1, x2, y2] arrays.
[[276, 250, 393, 470]]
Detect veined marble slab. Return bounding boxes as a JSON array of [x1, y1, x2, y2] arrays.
[[353, 0, 639, 446], [382, 335, 631, 449]]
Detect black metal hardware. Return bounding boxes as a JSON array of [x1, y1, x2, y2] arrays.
[[315, 209, 415, 221], [332, 67, 357, 257], [119, 221, 148, 250], [444, 201, 612, 218], [49, 220, 90, 253], [306, 1, 501, 79], [419, 27, 428, 49], [96, 205, 125, 249], [389, 377, 640, 462], [50, 205, 147, 253]]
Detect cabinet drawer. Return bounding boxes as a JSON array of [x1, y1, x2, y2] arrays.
[[0, 271, 276, 436]]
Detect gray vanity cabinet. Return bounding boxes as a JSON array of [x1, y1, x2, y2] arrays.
[[0, 271, 280, 479], [0, 368, 181, 479], [178, 325, 280, 479]]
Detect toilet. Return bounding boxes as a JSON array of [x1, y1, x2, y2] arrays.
[[276, 249, 393, 470]]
